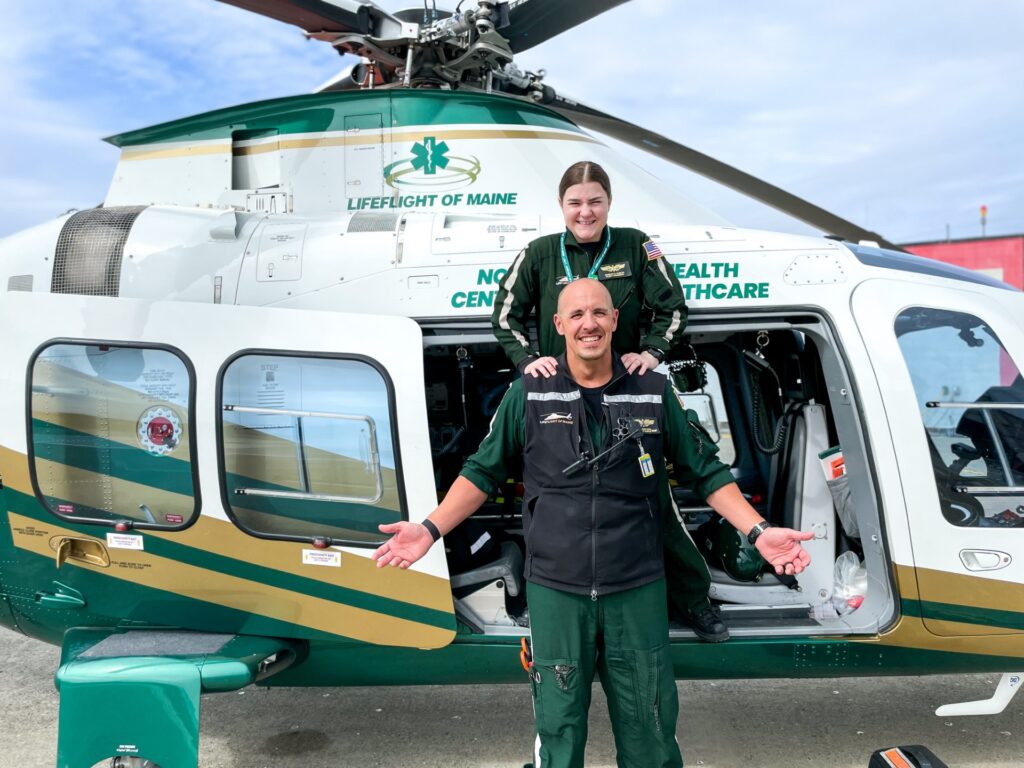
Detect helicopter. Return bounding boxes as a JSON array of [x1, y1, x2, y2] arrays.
[[0, 1, 1022, 766]]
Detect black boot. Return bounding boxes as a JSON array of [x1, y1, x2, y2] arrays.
[[685, 604, 729, 643]]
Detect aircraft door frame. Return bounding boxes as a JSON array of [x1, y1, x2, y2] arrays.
[[0, 292, 455, 649], [852, 278, 1024, 637]]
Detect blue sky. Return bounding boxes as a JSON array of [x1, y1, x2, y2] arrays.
[[2, 0, 1021, 243]]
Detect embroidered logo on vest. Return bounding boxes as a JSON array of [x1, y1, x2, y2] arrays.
[[540, 412, 574, 425]]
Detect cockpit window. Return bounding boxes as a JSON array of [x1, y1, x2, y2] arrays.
[[218, 352, 405, 546], [29, 342, 198, 528], [895, 308, 1024, 528]]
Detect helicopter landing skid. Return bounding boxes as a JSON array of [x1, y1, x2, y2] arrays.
[[934, 672, 1021, 716]]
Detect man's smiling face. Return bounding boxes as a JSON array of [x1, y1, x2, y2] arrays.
[[554, 279, 618, 363]]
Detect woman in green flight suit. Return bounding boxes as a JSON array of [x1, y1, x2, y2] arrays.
[[491, 160, 729, 642]]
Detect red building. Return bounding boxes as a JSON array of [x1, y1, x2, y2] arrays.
[[903, 234, 1024, 289]]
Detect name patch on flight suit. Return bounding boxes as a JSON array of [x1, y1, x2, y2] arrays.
[[597, 262, 632, 280], [631, 417, 661, 435]]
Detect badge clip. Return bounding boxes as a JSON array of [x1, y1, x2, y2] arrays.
[[636, 437, 655, 478]]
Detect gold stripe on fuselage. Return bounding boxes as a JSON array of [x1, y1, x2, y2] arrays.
[[148, 514, 453, 612], [856, 564, 1024, 657], [0, 444, 32, 499], [121, 127, 598, 162], [861, 614, 1024, 657], [7, 511, 453, 648], [912, 564, 1024, 615], [2, 443, 453, 621], [119, 142, 230, 162]]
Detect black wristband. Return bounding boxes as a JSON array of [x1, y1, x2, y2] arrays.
[[746, 521, 773, 546], [643, 347, 665, 363], [422, 519, 442, 542]]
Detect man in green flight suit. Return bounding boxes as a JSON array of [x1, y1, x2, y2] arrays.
[[374, 279, 813, 768], [491, 160, 728, 641]]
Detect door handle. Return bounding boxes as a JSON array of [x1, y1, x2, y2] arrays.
[[35, 581, 86, 609], [959, 549, 1012, 572], [51, 536, 110, 568]]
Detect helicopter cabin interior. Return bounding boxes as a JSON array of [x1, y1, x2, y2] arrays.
[[413, 311, 895, 639]]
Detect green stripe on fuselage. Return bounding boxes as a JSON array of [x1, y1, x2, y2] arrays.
[[4, 488, 452, 632], [106, 90, 582, 148], [143, 534, 453, 630], [902, 596, 1024, 631], [918, 599, 1024, 631]]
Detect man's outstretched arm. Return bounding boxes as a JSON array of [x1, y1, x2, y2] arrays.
[[373, 380, 525, 570], [373, 476, 488, 569], [705, 483, 814, 576]]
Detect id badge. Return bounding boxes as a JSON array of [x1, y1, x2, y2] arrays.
[[638, 451, 655, 478]]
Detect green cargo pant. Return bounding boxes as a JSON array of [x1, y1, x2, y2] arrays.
[[660, 474, 713, 618], [527, 579, 683, 768]]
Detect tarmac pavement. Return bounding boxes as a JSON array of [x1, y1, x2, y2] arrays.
[[2, 628, 1020, 767]]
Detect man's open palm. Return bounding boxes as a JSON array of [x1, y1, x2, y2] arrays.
[[373, 521, 432, 569]]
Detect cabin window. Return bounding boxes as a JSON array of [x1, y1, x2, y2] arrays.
[[894, 307, 1024, 527], [29, 342, 198, 528], [219, 352, 404, 545]]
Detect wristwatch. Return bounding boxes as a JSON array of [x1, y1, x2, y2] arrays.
[[746, 521, 773, 546], [643, 347, 665, 363]]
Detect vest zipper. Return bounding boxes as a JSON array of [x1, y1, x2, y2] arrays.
[[577, 391, 600, 602], [591, 464, 599, 601]]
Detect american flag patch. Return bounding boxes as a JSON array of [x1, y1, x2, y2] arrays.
[[643, 240, 663, 261]]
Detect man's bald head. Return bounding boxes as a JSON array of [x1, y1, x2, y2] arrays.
[[556, 278, 613, 315], [553, 278, 618, 365]]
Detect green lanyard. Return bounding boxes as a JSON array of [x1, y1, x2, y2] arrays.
[[559, 227, 612, 283]]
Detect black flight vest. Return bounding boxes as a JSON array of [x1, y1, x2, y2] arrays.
[[522, 356, 666, 596]]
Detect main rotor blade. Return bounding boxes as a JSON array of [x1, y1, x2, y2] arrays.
[[550, 94, 900, 251], [502, 0, 632, 54], [217, 0, 387, 36]]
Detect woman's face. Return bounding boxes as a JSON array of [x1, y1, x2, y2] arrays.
[[559, 180, 610, 244]]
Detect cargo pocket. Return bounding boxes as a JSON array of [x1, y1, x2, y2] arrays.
[[605, 652, 643, 724], [606, 647, 674, 734], [532, 657, 582, 737]]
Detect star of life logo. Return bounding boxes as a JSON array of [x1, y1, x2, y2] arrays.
[[412, 136, 449, 174], [383, 136, 481, 190]]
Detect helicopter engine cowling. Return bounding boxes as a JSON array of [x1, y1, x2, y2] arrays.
[[0, 205, 259, 305], [0, 214, 71, 295]]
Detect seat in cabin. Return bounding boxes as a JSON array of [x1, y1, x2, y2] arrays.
[[953, 376, 1024, 486], [699, 351, 837, 606], [450, 540, 524, 598], [448, 538, 525, 630]]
